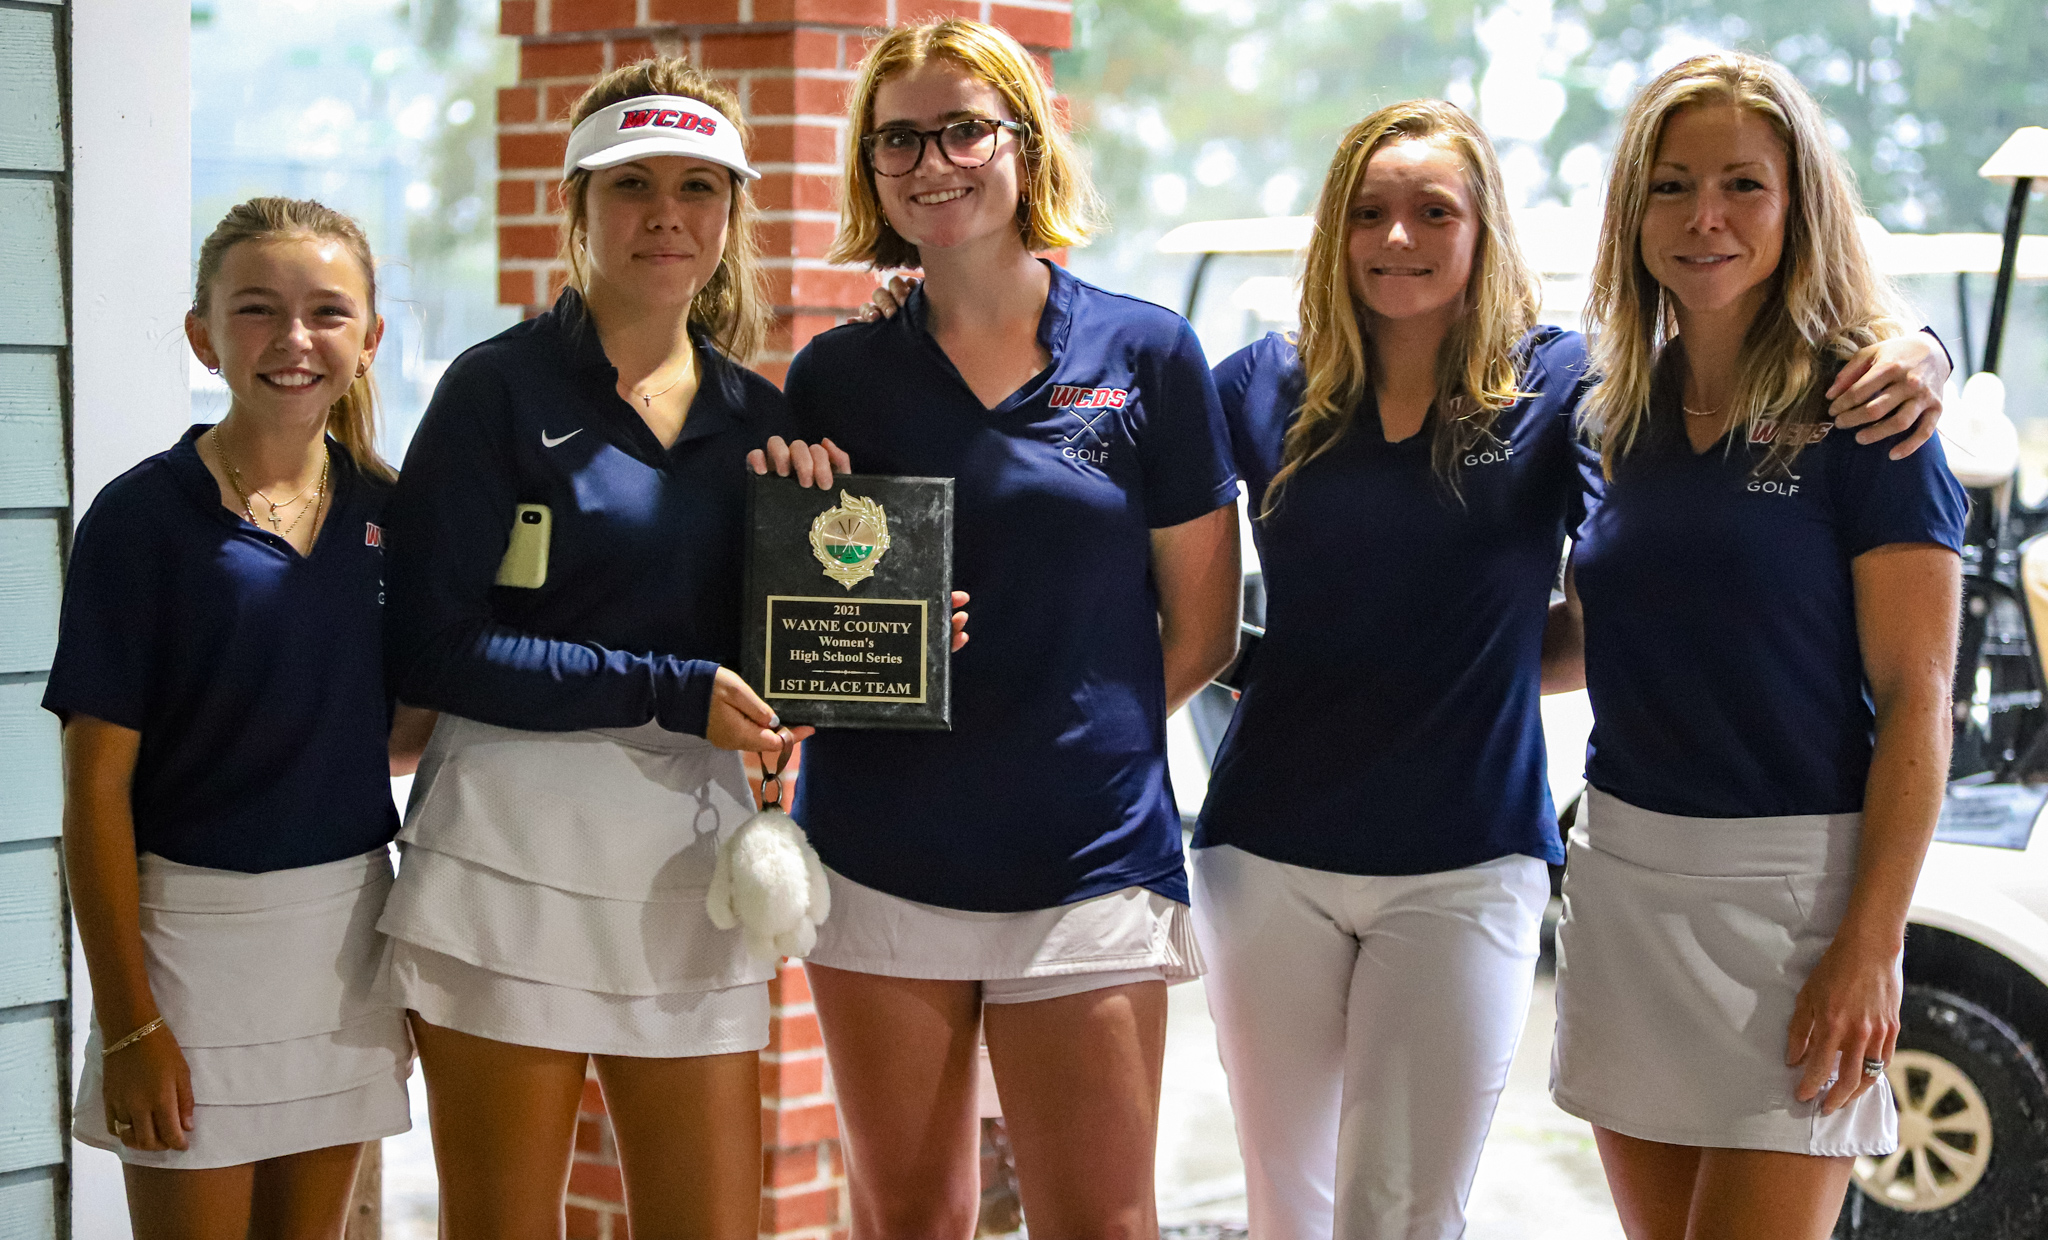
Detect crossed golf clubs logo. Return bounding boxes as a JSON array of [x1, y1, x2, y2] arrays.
[[1065, 407, 1113, 444]]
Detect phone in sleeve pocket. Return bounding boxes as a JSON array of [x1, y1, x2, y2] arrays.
[[496, 504, 551, 588]]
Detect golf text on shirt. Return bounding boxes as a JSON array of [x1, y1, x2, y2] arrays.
[[784, 261, 1239, 914], [1572, 368, 1966, 819], [1197, 327, 1589, 877]]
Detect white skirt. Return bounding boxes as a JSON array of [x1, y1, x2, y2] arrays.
[[76, 850, 412, 1170], [1550, 788, 1898, 1157], [805, 866, 1202, 1001], [376, 715, 775, 1058]]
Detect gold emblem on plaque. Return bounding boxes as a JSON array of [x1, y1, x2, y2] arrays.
[[810, 490, 891, 589]]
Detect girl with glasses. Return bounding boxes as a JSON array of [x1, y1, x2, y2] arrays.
[[785, 18, 1242, 1238]]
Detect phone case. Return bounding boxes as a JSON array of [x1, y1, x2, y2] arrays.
[[495, 503, 551, 588]]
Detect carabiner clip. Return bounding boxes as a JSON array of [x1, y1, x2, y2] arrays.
[[759, 729, 793, 810]]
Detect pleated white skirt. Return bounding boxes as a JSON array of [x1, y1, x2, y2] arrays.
[[1550, 787, 1898, 1157], [376, 715, 774, 1058], [75, 849, 412, 1169]]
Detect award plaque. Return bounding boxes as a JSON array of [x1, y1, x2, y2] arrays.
[[742, 472, 953, 730]]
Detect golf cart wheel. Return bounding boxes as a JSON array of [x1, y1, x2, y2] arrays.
[[1837, 986, 2048, 1236]]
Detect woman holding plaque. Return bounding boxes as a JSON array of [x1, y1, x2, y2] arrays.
[[1552, 54, 1962, 1238], [784, 18, 1242, 1237], [376, 59, 835, 1238], [1186, 95, 1951, 1240]]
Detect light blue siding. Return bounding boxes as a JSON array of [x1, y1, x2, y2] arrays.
[[0, 353, 65, 508], [0, 519, 62, 676], [0, 682, 61, 847], [0, 182, 64, 348], [0, 1166, 59, 1239], [0, 844, 62, 1011], [0, 9, 62, 173], [0, 1005, 63, 1176]]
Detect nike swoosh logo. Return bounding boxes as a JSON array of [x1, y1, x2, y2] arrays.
[[541, 429, 583, 448]]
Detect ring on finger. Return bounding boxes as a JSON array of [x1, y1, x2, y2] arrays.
[[110, 1117, 132, 1135], [1862, 1057, 1886, 1078]]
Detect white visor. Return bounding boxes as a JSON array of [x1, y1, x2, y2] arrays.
[[563, 95, 759, 182]]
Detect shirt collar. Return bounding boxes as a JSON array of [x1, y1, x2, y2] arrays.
[[900, 257, 1077, 360], [542, 285, 747, 449]]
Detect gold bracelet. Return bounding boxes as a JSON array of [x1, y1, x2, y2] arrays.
[[101, 1017, 166, 1058]]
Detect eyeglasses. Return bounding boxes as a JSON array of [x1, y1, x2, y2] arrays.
[[860, 118, 1029, 178]]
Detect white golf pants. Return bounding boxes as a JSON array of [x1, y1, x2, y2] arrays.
[[1190, 844, 1549, 1240]]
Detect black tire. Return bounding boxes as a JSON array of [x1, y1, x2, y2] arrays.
[[1836, 985, 2048, 1237]]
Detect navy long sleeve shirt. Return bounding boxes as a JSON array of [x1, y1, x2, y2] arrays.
[[384, 290, 799, 736]]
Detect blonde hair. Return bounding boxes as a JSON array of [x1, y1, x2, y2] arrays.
[[558, 59, 768, 363], [1269, 100, 1538, 511], [1583, 51, 1908, 477], [829, 19, 1100, 270], [192, 197, 394, 483]]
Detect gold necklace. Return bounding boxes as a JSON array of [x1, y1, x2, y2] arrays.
[[629, 356, 694, 408], [214, 426, 329, 538]]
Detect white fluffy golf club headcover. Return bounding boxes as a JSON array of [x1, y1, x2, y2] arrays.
[[706, 806, 832, 962]]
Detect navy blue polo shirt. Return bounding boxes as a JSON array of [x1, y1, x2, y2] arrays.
[[385, 289, 798, 736], [42, 429, 399, 872], [1574, 354, 1966, 818], [785, 262, 1240, 912], [1194, 328, 1587, 875]]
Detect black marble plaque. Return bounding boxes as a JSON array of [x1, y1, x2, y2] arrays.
[[743, 472, 953, 730]]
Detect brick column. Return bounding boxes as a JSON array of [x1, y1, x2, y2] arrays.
[[499, 5, 1072, 1237], [498, 0, 1073, 384]]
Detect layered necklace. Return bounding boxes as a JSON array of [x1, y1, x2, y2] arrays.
[[214, 424, 329, 539]]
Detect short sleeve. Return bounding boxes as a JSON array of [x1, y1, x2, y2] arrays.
[[43, 480, 166, 729], [1137, 319, 1241, 529], [1830, 431, 1968, 558]]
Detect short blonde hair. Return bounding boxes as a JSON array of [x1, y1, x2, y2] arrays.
[[557, 59, 768, 362], [1583, 51, 1907, 477], [828, 19, 1099, 270], [1271, 100, 1538, 511]]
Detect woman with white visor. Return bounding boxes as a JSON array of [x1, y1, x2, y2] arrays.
[[376, 59, 845, 1238]]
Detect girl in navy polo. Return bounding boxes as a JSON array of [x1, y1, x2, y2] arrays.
[[1186, 98, 1951, 1240], [787, 20, 1242, 1235], [375, 62, 830, 1237], [47, 198, 424, 1231], [1552, 54, 1964, 1238]]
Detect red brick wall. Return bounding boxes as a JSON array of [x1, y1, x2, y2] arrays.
[[497, 0, 1074, 385], [499, 4, 1072, 1235]]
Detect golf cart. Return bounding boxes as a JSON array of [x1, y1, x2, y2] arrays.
[[1159, 128, 2048, 1237]]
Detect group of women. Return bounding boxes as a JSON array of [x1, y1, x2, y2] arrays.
[[49, 16, 1966, 1240]]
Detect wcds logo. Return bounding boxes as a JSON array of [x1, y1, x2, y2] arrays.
[[1748, 420, 1831, 446], [1051, 385, 1128, 468], [618, 108, 719, 137], [1049, 385, 1128, 411]]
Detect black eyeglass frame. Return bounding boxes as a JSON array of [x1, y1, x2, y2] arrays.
[[860, 118, 1031, 178]]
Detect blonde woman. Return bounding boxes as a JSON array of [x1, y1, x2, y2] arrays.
[[785, 19, 1242, 1238], [49, 198, 426, 1237], [376, 59, 833, 1238], [1552, 53, 1966, 1239]]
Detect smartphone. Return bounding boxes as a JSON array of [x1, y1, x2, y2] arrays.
[[495, 503, 551, 589], [1212, 621, 1264, 693]]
